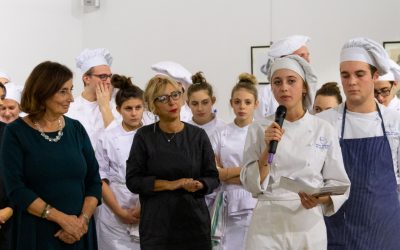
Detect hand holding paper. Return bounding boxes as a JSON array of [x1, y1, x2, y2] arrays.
[[279, 176, 349, 197]]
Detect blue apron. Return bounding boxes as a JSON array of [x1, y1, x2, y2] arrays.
[[325, 103, 400, 250]]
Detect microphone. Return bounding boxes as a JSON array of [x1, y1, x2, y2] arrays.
[[267, 105, 287, 164]]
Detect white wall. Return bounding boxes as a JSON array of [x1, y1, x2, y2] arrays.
[[82, 0, 272, 121], [270, 0, 400, 85], [0, 0, 83, 87], [1, 0, 400, 121]]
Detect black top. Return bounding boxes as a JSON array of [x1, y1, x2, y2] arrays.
[[126, 122, 219, 250], [0, 121, 13, 250], [0, 121, 9, 209], [0, 117, 102, 250]]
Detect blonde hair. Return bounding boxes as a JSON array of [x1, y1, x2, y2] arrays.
[[230, 73, 258, 101], [144, 75, 181, 114]]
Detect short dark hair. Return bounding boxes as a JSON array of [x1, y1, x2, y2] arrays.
[[20, 61, 73, 119], [369, 64, 378, 77]]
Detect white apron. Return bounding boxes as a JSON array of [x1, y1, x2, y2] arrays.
[[246, 199, 326, 250], [211, 123, 257, 250], [95, 124, 140, 250], [97, 183, 140, 250]]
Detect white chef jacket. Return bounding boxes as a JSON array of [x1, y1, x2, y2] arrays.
[[211, 122, 258, 215], [95, 124, 140, 225], [317, 102, 400, 184], [67, 95, 155, 148], [388, 96, 400, 113], [95, 123, 140, 250], [254, 84, 278, 120], [211, 122, 257, 250], [241, 111, 350, 216], [187, 116, 226, 138], [67, 95, 121, 148], [96, 124, 137, 185]]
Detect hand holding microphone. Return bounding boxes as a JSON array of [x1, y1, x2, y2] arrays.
[[265, 105, 287, 164]]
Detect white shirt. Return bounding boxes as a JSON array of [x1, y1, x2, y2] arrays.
[[254, 84, 278, 120], [317, 102, 400, 183], [210, 122, 257, 214], [187, 116, 226, 138], [240, 112, 350, 216], [388, 96, 400, 113], [67, 95, 120, 148]]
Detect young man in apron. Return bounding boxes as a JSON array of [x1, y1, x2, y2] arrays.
[[318, 37, 400, 250]]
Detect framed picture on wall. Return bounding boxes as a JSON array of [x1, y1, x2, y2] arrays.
[[383, 41, 400, 65], [251, 46, 269, 84]]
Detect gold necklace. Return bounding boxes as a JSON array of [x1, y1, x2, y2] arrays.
[[34, 118, 64, 142]]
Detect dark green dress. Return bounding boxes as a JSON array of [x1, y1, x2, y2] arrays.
[[0, 117, 102, 250]]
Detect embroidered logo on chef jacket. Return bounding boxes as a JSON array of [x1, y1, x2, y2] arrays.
[[315, 136, 330, 150], [385, 123, 400, 136]]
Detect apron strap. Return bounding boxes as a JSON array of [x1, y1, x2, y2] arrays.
[[376, 103, 387, 136]]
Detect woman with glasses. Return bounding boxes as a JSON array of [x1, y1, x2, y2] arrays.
[[126, 75, 219, 250], [151, 61, 194, 122], [374, 59, 400, 112]]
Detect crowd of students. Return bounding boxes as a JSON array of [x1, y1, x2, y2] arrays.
[[0, 35, 400, 250]]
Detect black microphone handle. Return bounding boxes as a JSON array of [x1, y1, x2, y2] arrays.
[[268, 105, 287, 164], [268, 116, 285, 154]]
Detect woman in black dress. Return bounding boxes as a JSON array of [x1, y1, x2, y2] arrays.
[[126, 75, 219, 250]]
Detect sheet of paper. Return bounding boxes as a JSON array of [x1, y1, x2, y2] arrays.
[[279, 176, 349, 197]]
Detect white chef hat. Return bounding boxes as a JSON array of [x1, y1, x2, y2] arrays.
[[260, 35, 310, 76], [378, 59, 400, 81], [75, 48, 113, 74], [151, 61, 193, 86], [266, 54, 318, 110], [340, 37, 390, 75], [268, 35, 310, 58], [4, 83, 22, 103], [0, 70, 11, 81]]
